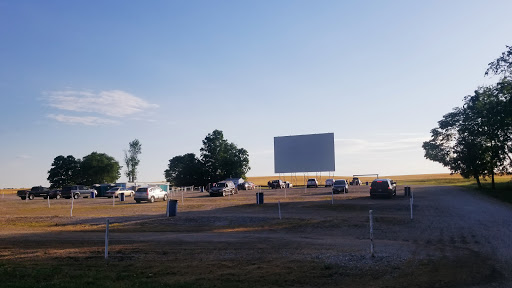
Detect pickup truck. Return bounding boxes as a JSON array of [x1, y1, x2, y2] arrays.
[[17, 186, 61, 200]]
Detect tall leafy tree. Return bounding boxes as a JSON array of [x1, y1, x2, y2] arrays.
[[80, 152, 121, 186], [165, 130, 250, 187], [47, 155, 81, 188], [124, 139, 142, 182], [164, 153, 205, 186], [200, 129, 250, 183], [485, 45, 512, 79]]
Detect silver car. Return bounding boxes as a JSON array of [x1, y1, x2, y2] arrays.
[[105, 187, 134, 198], [134, 186, 168, 203]]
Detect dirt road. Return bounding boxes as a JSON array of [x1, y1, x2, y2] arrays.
[[0, 185, 511, 287]]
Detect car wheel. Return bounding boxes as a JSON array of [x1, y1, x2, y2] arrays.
[[20, 196, 26, 200], [136, 200, 141, 203], [43, 196, 48, 199], [28, 194, 35, 200], [149, 196, 155, 203], [73, 193, 79, 199], [163, 194, 168, 201]]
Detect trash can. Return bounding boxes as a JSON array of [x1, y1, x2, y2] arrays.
[[404, 186, 411, 197], [366, 182, 369, 186], [90, 191, 96, 199], [167, 199, 178, 217], [119, 192, 125, 202], [256, 192, 264, 204]]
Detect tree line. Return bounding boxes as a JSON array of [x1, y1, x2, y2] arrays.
[[47, 130, 250, 188], [423, 46, 512, 189]]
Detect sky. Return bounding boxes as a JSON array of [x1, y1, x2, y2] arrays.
[[1, 0, 512, 188]]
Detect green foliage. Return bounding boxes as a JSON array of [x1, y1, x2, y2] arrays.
[[124, 139, 142, 182], [164, 153, 204, 186], [47, 155, 81, 188], [424, 46, 512, 189], [165, 130, 250, 186], [80, 152, 121, 186]]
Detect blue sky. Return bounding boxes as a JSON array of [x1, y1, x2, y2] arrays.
[[1, 0, 511, 188]]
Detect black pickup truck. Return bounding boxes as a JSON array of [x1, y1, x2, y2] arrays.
[[17, 186, 61, 200]]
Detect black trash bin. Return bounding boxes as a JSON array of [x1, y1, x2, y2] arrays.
[[256, 192, 264, 204], [404, 186, 411, 197], [167, 199, 178, 216], [119, 192, 125, 202], [90, 191, 96, 199]]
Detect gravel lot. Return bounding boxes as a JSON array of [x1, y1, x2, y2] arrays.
[[1, 185, 511, 287]]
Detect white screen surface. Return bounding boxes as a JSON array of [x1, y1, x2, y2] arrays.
[[274, 133, 335, 173]]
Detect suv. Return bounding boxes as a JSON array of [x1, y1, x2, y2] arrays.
[[306, 178, 318, 188], [134, 186, 168, 203], [210, 181, 236, 197], [332, 179, 348, 194], [62, 185, 97, 199], [370, 179, 397, 199], [325, 179, 335, 187], [351, 177, 362, 186], [269, 180, 285, 189]]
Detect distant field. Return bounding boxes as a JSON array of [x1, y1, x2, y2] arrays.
[[247, 173, 512, 187]]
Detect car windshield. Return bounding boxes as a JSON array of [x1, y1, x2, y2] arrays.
[[108, 188, 120, 192], [307, 179, 315, 181], [217, 183, 227, 187], [334, 180, 346, 185], [137, 188, 148, 192]]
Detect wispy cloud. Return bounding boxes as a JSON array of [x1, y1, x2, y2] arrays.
[[335, 136, 429, 154], [47, 114, 119, 126], [44, 89, 159, 125], [16, 154, 31, 160]]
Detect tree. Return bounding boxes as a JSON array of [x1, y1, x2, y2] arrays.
[[485, 45, 512, 79], [80, 152, 121, 186], [124, 139, 142, 182], [164, 153, 205, 186], [200, 129, 250, 183], [47, 155, 81, 188], [164, 130, 251, 187]]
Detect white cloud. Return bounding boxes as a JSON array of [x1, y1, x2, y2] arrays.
[[44, 89, 159, 125], [335, 136, 429, 154], [47, 114, 119, 126], [16, 154, 31, 159]]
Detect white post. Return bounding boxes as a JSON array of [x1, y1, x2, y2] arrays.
[[48, 195, 50, 208], [285, 187, 287, 198], [369, 210, 374, 257], [105, 218, 109, 260], [113, 194, 115, 207], [71, 196, 74, 217], [182, 190, 184, 203], [278, 200, 282, 220], [331, 189, 334, 205]]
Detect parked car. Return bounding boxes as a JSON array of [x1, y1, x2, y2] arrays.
[[370, 179, 397, 199], [284, 181, 293, 188], [325, 178, 335, 187], [134, 186, 168, 203], [350, 177, 362, 186], [269, 180, 285, 189], [16, 186, 60, 200], [61, 185, 97, 199], [209, 181, 236, 197], [332, 179, 348, 194], [238, 181, 255, 190], [105, 187, 135, 198], [306, 178, 318, 188]]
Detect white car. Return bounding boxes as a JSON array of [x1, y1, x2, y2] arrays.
[[105, 187, 134, 198], [306, 178, 318, 188], [134, 186, 168, 203], [325, 178, 335, 187]]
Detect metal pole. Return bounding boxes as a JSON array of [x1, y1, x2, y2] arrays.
[[105, 218, 109, 260], [410, 198, 413, 220], [71, 196, 74, 217], [331, 189, 334, 205], [369, 210, 374, 257], [48, 195, 50, 208], [278, 200, 282, 220]]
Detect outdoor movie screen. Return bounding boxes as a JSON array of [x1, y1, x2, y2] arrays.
[[274, 133, 335, 173]]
